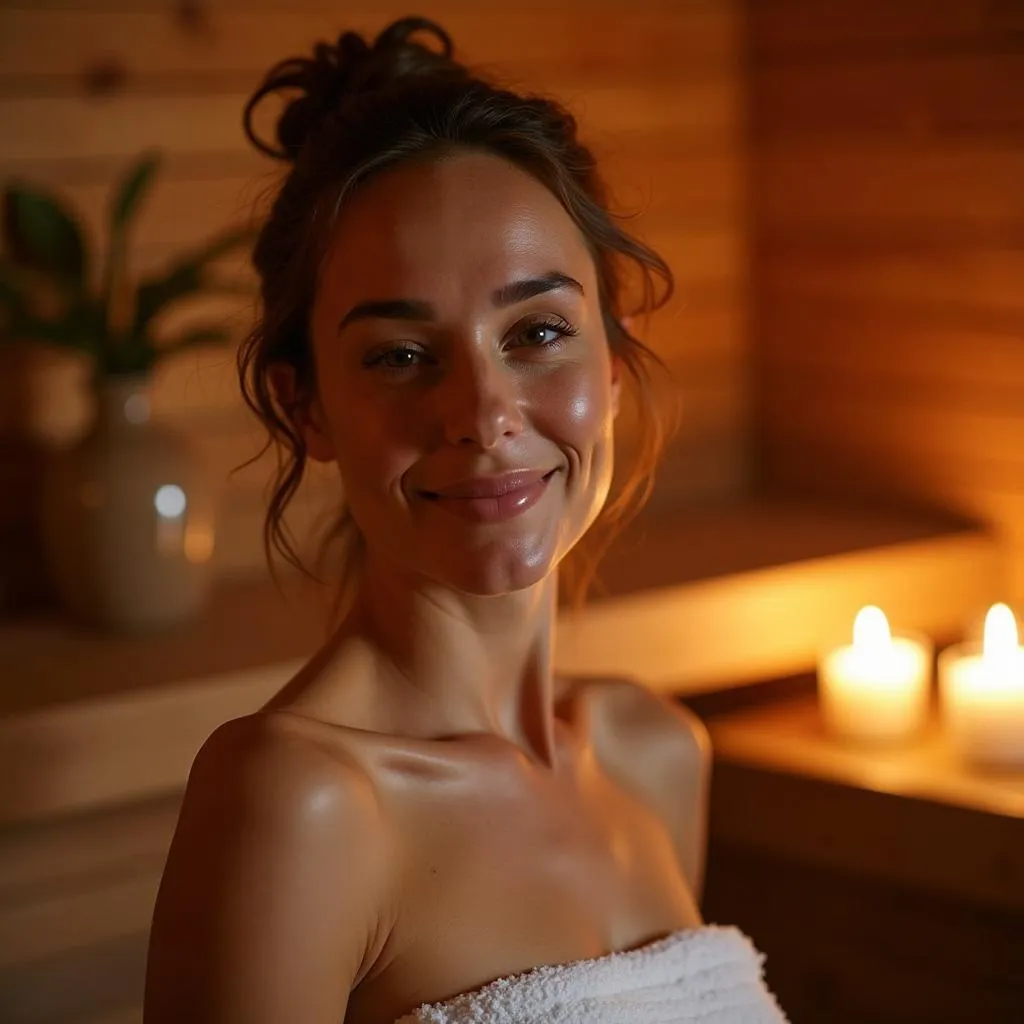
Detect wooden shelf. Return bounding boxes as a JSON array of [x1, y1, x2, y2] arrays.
[[704, 693, 1024, 913], [709, 692, 1024, 822], [0, 574, 325, 719]]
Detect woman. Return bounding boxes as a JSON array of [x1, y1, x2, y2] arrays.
[[145, 17, 785, 1024]]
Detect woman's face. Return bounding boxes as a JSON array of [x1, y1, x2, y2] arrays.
[[303, 150, 619, 595]]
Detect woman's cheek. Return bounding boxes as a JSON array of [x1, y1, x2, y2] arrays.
[[329, 404, 414, 500], [528, 358, 614, 447]]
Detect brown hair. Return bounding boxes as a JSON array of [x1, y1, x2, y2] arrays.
[[238, 16, 673, 607]]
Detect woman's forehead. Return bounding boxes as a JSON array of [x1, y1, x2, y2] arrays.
[[317, 151, 597, 305]]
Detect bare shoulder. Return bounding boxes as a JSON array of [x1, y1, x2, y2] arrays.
[[570, 675, 711, 769], [568, 676, 712, 897], [146, 712, 393, 1022], [184, 710, 380, 825]]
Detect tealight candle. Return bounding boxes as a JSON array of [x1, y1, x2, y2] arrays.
[[939, 603, 1024, 768], [818, 606, 932, 744]]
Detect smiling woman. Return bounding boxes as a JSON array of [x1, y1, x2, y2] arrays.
[[234, 19, 674, 611], [298, 149, 625, 600], [143, 16, 786, 1024]]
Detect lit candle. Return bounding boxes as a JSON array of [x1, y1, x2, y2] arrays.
[[818, 606, 932, 744], [939, 603, 1024, 768]]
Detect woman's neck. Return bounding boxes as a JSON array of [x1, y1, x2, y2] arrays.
[[350, 555, 562, 767]]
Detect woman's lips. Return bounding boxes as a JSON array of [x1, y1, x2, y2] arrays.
[[422, 470, 556, 523]]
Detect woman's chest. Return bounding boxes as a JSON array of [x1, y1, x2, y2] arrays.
[[347, 752, 699, 1023]]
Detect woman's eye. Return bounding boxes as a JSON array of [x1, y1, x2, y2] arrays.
[[514, 318, 579, 349], [525, 324, 560, 345], [365, 346, 423, 371]]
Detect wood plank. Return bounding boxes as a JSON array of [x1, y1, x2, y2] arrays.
[[759, 434, 1024, 535], [0, 794, 180, 898], [12, 175, 272, 253], [0, 868, 159, 967], [760, 379, 1024, 473], [0, 2, 738, 86], [763, 442, 1024, 605], [761, 245, 1024, 313], [759, 325, 1024, 400], [0, 72, 738, 162], [0, 148, 271, 186], [0, 93, 251, 163], [755, 143, 1024, 230], [644, 303, 746, 365], [751, 51, 1024, 141], [703, 843, 1024, 1024], [0, 931, 148, 1024], [642, 226, 745, 293], [748, 0, 1024, 56], [645, 421, 750, 508], [0, 578, 319, 718]]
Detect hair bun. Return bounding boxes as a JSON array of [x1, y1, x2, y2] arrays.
[[243, 17, 458, 162]]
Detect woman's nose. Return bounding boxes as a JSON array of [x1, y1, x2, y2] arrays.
[[439, 353, 524, 449]]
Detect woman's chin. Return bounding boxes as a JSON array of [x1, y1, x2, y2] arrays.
[[432, 541, 558, 597]]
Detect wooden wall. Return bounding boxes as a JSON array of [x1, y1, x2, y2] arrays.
[[0, 0, 748, 612], [747, 0, 1024, 600]]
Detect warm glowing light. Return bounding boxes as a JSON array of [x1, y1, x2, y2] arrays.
[[184, 523, 215, 564], [853, 605, 891, 652], [818, 606, 931, 744], [939, 603, 1024, 767], [983, 602, 1019, 660]]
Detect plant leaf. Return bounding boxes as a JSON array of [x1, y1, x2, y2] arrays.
[[2, 183, 89, 286], [7, 303, 101, 353], [0, 260, 27, 314], [133, 264, 203, 333], [101, 151, 163, 331], [100, 342, 157, 378], [183, 224, 257, 266], [111, 151, 161, 231], [132, 225, 256, 334]]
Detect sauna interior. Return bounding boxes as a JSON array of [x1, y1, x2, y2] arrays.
[[1, 2, 1022, 1021]]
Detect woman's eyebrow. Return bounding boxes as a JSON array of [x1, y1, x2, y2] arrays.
[[337, 272, 584, 333], [338, 298, 434, 333], [491, 271, 584, 308]]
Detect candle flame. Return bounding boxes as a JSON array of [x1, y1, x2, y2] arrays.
[[853, 605, 891, 653], [983, 603, 1019, 658]]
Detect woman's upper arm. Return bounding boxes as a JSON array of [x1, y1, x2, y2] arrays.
[[145, 716, 391, 1024]]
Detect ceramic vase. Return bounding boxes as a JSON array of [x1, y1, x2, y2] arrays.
[[40, 374, 216, 630]]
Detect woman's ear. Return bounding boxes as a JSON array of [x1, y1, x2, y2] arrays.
[[268, 363, 335, 463]]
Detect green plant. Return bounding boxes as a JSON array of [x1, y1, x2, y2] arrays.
[[0, 151, 255, 377]]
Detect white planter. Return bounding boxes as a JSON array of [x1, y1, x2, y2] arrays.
[[40, 374, 216, 630]]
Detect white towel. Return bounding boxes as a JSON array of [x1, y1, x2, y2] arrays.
[[393, 925, 788, 1023]]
